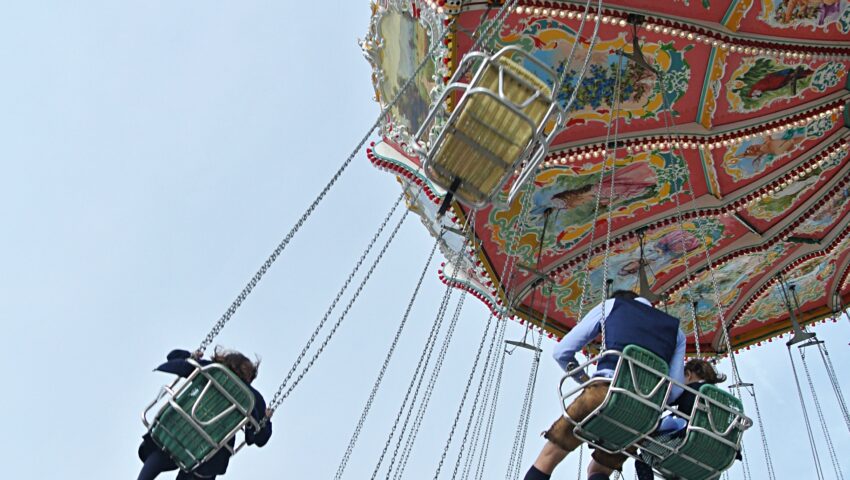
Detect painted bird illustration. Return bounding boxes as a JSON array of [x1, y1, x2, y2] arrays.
[[748, 66, 814, 98]]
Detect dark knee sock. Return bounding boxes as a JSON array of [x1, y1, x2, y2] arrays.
[[588, 473, 611, 480], [524, 465, 551, 480]]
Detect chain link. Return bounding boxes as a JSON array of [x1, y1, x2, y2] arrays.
[[451, 320, 509, 480], [372, 282, 455, 480], [259, 192, 405, 418], [270, 204, 409, 407], [473, 350, 508, 480], [800, 348, 844, 479], [597, 52, 625, 351], [657, 73, 741, 378], [196, 20, 453, 354], [655, 71, 705, 361], [459, 327, 507, 480], [334, 239, 440, 479], [742, 385, 776, 480], [817, 342, 850, 433], [431, 297, 498, 480], [393, 291, 468, 480], [376, 210, 478, 480], [788, 347, 826, 480]]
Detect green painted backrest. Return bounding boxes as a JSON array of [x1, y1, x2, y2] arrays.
[[580, 345, 669, 451], [151, 365, 255, 471], [658, 384, 746, 479]]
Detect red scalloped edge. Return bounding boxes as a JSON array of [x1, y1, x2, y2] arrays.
[[437, 264, 559, 340], [367, 143, 443, 205], [730, 221, 850, 328]]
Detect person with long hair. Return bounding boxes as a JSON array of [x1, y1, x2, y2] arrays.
[[136, 347, 273, 480], [632, 359, 728, 480]]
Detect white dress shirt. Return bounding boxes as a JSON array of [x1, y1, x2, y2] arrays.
[[553, 297, 687, 401]]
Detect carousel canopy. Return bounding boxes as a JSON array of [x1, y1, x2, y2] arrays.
[[362, 0, 850, 354]]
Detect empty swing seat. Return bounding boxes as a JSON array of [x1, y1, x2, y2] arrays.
[[655, 385, 749, 480], [414, 46, 562, 208], [568, 345, 671, 452], [143, 361, 258, 472]]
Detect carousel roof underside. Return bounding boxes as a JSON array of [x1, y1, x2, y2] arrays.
[[363, 0, 850, 354]]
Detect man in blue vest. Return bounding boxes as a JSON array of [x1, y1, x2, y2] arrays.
[[523, 290, 687, 480]]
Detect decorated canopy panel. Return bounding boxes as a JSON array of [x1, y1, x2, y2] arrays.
[[363, 0, 850, 354]]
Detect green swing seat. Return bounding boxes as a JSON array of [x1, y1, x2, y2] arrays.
[[573, 345, 671, 452], [655, 384, 747, 480], [145, 361, 258, 472]]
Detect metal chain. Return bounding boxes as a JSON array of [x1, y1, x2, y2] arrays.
[[429, 295, 495, 480], [739, 443, 752, 480], [597, 52, 625, 351], [655, 71, 706, 361], [787, 347, 826, 480], [267, 207, 411, 413], [574, 12, 618, 324], [657, 73, 741, 380], [374, 203, 477, 479], [372, 282, 455, 480], [196, 20, 453, 354], [452, 320, 509, 480], [460, 325, 507, 480], [390, 215, 480, 480], [334, 238, 440, 479], [800, 348, 844, 480], [693, 301, 702, 358], [507, 340, 542, 480], [506, 281, 553, 480], [817, 341, 850, 433], [555, 0, 604, 130], [472, 0, 519, 53], [473, 350, 508, 480], [575, 445, 584, 480], [505, 341, 536, 479], [743, 385, 777, 480], [393, 292, 468, 480], [260, 192, 405, 417]]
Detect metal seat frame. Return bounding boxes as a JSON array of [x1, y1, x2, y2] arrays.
[[413, 45, 565, 208], [636, 383, 752, 480], [558, 350, 752, 479], [142, 359, 259, 471], [558, 349, 674, 454]]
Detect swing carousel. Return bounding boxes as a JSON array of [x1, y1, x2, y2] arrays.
[[361, 0, 850, 355], [357, 0, 850, 478], [136, 2, 850, 480]]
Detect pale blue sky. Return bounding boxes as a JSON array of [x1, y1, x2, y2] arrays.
[[1, 2, 849, 479]]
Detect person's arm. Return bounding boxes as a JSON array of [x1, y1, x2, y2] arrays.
[[667, 330, 687, 401], [552, 301, 604, 381], [245, 392, 272, 447], [155, 349, 199, 378]]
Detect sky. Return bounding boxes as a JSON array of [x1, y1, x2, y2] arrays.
[[1, 2, 849, 479]]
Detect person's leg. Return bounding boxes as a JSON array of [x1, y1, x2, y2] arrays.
[[523, 383, 610, 479], [586, 458, 614, 480], [590, 450, 628, 478], [634, 459, 655, 480], [137, 449, 178, 480], [526, 441, 568, 478]]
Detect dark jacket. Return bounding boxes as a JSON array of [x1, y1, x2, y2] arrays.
[[671, 381, 704, 418], [139, 349, 273, 476]]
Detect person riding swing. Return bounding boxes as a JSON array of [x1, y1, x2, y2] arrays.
[[137, 347, 273, 480], [523, 290, 687, 480]]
